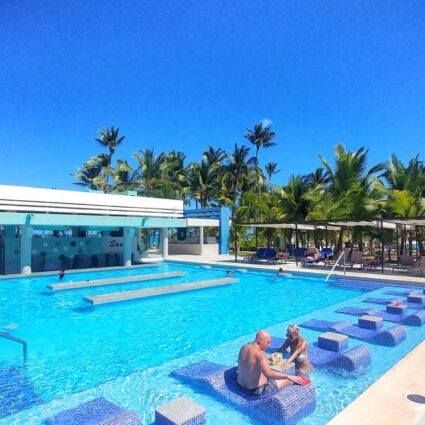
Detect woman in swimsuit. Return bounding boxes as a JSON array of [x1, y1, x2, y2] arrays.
[[275, 324, 314, 375]]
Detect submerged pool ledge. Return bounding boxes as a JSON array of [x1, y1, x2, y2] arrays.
[[84, 277, 239, 305], [47, 271, 186, 291], [328, 339, 425, 425]]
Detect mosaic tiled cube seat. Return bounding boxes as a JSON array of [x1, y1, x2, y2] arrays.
[[407, 294, 425, 305], [301, 318, 405, 347], [45, 397, 141, 425], [171, 361, 316, 425], [318, 332, 348, 352], [270, 336, 371, 372], [358, 315, 383, 330], [155, 397, 205, 425], [386, 303, 407, 314], [337, 306, 425, 326]]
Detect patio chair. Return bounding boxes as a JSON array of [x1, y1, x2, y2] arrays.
[[242, 247, 267, 263], [348, 251, 364, 269], [264, 248, 278, 263], [275, 251, 290, 264], [392, 254, 415, 273], [409, 256, 425, 276]]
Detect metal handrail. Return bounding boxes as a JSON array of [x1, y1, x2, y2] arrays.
[[0, 332, 28, 364], [325, 251, 346, 282]]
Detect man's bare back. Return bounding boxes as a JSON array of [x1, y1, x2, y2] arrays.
[[237, 342, 267, 389], [237, 330, 304, 395]]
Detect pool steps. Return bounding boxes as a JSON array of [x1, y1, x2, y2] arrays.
[[47, 271, 187, 291], [329, 278, 384, 292], [84, 277, 239, 305]]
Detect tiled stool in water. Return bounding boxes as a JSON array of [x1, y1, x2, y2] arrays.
[[358, 315, 383, 330], [45, 397, 141, 425], [318, 332, 348, 352], [155, 397, 205, 425], [386, 303, 407, 314], [407, 294, 425, 305]]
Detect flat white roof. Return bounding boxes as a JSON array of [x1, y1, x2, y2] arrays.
[[0, 184, 184, 218]]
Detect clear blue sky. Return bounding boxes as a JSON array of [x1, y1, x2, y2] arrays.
[[1, 0, 424, 190]]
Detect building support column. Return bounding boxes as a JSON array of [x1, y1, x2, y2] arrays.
[[219, 207, 230, 255], [123, 227, 135, 266], [20, 225, 33, 274], [199, 226, 204, 255], [161, 228, 169, 259]]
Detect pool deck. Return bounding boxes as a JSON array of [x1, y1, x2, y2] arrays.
[[84, 277, 239, 305], [47, 271, 187, 291], [166, 253, 425, 286], [328, 340, 425, 425]]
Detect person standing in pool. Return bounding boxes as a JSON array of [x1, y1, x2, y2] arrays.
[[237, 330, 304, 396], [274, 324, 314, 375], [59, 269, 65, 280]]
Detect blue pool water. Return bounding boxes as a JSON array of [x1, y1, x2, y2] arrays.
[[0, 262, 424, 424]]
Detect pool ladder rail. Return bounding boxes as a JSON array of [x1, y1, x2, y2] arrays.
[[325, 251, 346, 282], [0, 332, 28, 364]]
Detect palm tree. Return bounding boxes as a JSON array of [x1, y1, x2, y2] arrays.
[[72, 153, 110, 191], [163, 150, 188, 202], [381, 154, 425, 254], [133, 149, 165, 196], [95, 127, 125, 163], [187, 158, 220, 208], [244, 123, 277, 166], [202, 146, 226, 166], [110, 160, 137, 192], [265, 162, 280, 186], [244, 123, 277, 193], [319, 144, 384, 249]]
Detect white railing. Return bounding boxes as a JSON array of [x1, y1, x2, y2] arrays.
[[0, 332, 28, 364], [325, 251, 346, 282]]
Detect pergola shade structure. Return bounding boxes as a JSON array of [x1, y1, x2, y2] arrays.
[[236, 218, 425, 272]]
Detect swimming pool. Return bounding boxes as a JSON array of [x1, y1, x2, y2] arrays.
[[0, 262, 424, 424]]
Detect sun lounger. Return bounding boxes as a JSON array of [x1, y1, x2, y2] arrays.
[[301, 255, 326, 267], [243, 248, 267, 263], [300, 319, 406, 346], [348, 251, 364, 269], [336, 306, 425, 326], [45, 398, 141, 425], [391, 255, 416, 273], [409, 257, 425, 275], [171, 360, 316, 425], [384, 289, 420, 296], [362, 297, 425, 310], [269, 336, 371, 372]]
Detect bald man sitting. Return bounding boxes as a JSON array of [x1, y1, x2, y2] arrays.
[[237, 330, 304, 396]]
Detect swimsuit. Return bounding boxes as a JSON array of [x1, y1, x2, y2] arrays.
[[246, 378, 278, 396]]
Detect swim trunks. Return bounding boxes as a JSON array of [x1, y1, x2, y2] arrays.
[[248, 378, 278, 396]]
